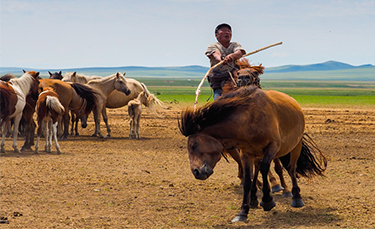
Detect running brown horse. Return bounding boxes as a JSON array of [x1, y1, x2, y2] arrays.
[[1, 71, 40, 153], [38, 79, 98, 139], [179, 86, 327, 222]]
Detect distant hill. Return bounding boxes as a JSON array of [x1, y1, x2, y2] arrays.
[[1, 61, 374, 81], [266, 60, 373, 73]]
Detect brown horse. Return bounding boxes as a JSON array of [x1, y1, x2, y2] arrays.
[[38, 79, 99, 139], [222, 59, 289, 194], [1, 71, 40, 151], [179, 86, 327, 222], [1, 71, 40, 153], [34, 87, 65, 154]]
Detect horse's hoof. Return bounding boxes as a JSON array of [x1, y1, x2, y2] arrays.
[[272, 185, 284, 193], [14, 149, 21, 154], [291, 198, 305, 208], [282, 192, 293, 198], [231, 215, 247, 222], [260, 200, 276, 211], [250, 199, 259, 208]]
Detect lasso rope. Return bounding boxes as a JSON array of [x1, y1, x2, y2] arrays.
[[194, 41, 283, 111]]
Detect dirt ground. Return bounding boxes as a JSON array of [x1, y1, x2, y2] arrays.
[[1, 103, 375, 228]]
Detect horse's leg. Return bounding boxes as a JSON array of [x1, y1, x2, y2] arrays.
[[21, 120, 36, 151], [250, 159, 261, 208], [259, 141, 278, 211], [288, 140, 305, 208], [101, 107, 110, 138], [70, 111, 75, 135], [232, 153, 254, 222], [52, 122, 61, 154], [273, 158, 292, 197], [92, 107, 104, 138], [46, 121, 52, 152], [11, 114, 22, 153], [34, 120, 42, 154], [60, 111, 70, 140], [129, 114, 134, 138], [269, 166, 284, 193], [135, 109, 141, 139], [1, 123, 8, 153], [57, 116, 63, 137]]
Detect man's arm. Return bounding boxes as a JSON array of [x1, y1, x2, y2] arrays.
[[223, 49, 244, 64]]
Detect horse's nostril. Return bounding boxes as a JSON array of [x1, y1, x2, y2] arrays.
[[193, 169, 200, 177]]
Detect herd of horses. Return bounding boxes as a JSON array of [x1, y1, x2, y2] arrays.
[[0, 70, 165, 154], [1, 58, 328, 223]]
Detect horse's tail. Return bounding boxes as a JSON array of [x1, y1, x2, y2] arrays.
[[70, 83, 98, 116], [279, 133, 327, 178], [46, 96, 65, 115], [140, 83, 167, 117], [0, 84, 15, 126]]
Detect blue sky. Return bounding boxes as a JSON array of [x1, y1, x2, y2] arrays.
[[1, 0, 374, 69]]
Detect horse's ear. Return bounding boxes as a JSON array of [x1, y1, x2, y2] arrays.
[[59, 71, 62, 75], [72, 71, 76, 76], [116, 72, 121, 78], [123, 72, 126, 76], [23, 69, 26, 73], [48, 71, 52, 76], [35, 72, 40, 78]]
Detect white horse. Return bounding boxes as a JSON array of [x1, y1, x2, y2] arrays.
[[128, 91, 153, 139], [85, 73, 131, 138], [0, 70, 40, 153], [63, 72, 165, 137]]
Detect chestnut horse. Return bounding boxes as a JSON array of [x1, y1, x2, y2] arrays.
[[34, 87, 65, 154], [223, 59, 289, 194], [179, 86, 327, 222], [1, 71, 40, 153], [38, 79, 99, 139]]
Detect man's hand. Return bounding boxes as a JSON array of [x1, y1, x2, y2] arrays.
[[223, 50, 244, 64]]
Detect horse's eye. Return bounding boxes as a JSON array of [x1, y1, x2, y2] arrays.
[[191, 141, 198, 150]]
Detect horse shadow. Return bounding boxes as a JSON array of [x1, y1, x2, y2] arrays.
[[218, 185, 342, 228]]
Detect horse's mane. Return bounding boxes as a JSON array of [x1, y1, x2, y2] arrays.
[[236, 58, 265, 74], [9, 72, 35, 95], [0, 73, 16, 82], [87, 73, 120, 84], [179, 86, 259, 136], [63, 72, 101, 83], [222, 58, 264, 93]]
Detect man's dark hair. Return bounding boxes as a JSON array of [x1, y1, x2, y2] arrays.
[[215, 23, 232, 34]]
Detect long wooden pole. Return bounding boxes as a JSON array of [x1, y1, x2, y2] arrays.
[[193, 41, 282, 111]]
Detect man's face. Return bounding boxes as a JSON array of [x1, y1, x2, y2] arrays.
[[215, 27, 232, 44]]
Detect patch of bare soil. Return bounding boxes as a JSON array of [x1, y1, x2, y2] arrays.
[[1, 105, 375, 228]]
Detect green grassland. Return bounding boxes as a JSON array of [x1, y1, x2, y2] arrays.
[[138, 78, 375, 108]]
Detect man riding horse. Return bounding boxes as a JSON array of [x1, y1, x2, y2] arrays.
[[205, 23, 246, 100]]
